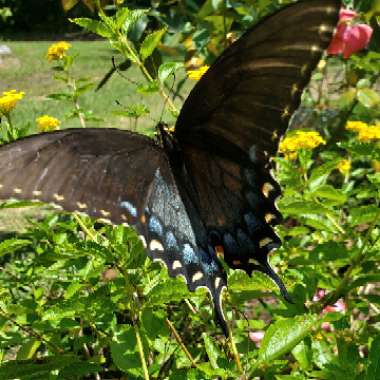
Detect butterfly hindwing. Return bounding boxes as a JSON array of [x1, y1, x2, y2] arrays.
[[175, 0, 340, 290]]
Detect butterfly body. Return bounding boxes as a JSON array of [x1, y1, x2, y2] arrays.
[[0, 0, 341, 334]]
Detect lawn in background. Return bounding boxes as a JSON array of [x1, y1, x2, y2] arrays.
[[0, 40, 183, 135]]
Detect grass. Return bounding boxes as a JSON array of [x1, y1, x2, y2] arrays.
[[0, 41, 186, 135]]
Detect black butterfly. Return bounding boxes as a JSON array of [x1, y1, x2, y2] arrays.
[[0, 0, 340, 335]]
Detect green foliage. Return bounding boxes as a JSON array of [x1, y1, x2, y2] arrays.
[[1, 1, 380, 379]]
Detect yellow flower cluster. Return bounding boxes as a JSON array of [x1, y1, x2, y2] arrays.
[[0, 90, 24, 115], [187, 65, 209, 80], [36, 115, 60, 132], [346, 120, 380, 142], [337, 159, 351, 175], [47, 41, 71, 61], [279, 130, 326, 160]]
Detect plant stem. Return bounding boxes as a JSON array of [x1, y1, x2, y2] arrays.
[[165, 318, 197, 367], [229, 326, 243, 374], [73, 213, 99, 242], [133, 320, 150, 380]]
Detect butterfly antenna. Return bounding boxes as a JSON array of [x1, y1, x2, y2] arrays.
[[112, 56, 138, 85]]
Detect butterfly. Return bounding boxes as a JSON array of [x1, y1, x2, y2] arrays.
[[0, 0, 340, 335]]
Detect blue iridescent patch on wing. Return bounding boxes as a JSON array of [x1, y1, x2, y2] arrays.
[[120, 200, 137, 217], [148, 215, 163, 236], [165, 231, 178, 250], [182, 243, 200, 264]]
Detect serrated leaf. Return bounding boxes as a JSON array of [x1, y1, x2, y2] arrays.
[[70, 18, 113, 38], [228, 270, 278, 292], [258, 314, 318, 363], [158, 62, 184, 83], [121, 9, 148, 33], [146, 279, 189, 306], [140, 28, 166, 61]]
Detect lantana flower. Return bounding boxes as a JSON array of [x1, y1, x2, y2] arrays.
[[279, 130, 326, 160], [346, 120, 380, 142], [0, 90, 25, 115], [187, 65, 209, 80], [327, 8, 373, 58], [36, 115, 60, 132], [47, 41, 71, 61], [337, 159, 351, 175]]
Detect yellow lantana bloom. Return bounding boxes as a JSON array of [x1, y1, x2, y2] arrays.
[[0, 90, 25, 115], [187, 65, 209, 80], [279, 130, 326, 160], [346, 120, 380, 142], [36, 115, 60, 132], [337, 159, 351, 175], [47, 41, 71, 61]]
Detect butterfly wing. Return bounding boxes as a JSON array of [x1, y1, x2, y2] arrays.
[[0, 129, 227, 332], [174, 0, 340, 290]]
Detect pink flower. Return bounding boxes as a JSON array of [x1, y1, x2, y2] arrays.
[[249, 331, 265, 347], [313, 289, 347, 331], [327, 8, 373, 58]]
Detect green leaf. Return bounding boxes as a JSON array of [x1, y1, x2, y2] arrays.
[[292, 340, 312, 371], [146, 278, 189, 306], [350, 205, 379, 225], [0, 356, 75, 380], [0, 238, 30, 258], [158, 62, 184, 83], [310, 185, 347, 205], [110, 326, 144, 377], [280, 201, 325, 215], [64, 282, 83, 300], [229, 270, 278, 292], [140, 28, 166, 61], [113, 103, 149, 118], [258, 314, 319, 363], [16, 339, 41, 360], [365, 335, 380, 380], [137, 80, 159, 93], [308, 161, 340, 190], [120, 9, 148, 34], [357, 88, 380, 108], [202, 333, 220, 369], [70, 18, 113, 38]]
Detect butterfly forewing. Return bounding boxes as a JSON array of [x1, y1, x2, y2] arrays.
[[0, 129, 227, 331], [175, 0, 340, 286]]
